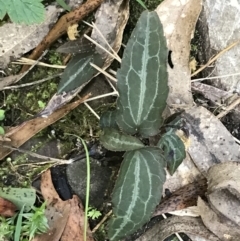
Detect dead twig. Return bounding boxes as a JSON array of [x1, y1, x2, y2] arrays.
[[20, 0, 104, 73], [217, 97, 240, 119], [191, 40, 240, 77]]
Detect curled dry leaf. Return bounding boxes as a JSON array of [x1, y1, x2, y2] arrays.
[[92, 0, 129, 69], [37, 170, 94, 241], [198, 197, 240, 241], [156, 0, 202, 111], [61, 196, 95, 241], [32, 170, 71, 241], [0, 5, 60, 69], [197, 162, 240, 241], [153, 177, 207, 217], [135, 216, 220, 241]]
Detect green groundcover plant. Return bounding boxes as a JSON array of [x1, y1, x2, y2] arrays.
[[98, 11, 186, 240], [0, 188, 48, 241], [0, 0, 70, 25]]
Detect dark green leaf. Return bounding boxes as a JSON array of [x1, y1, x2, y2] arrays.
[[100, 110, 118, 129], [100, 128, 144, 151], [116, 11, 168, 137], [58, 53, 104, 93], [56, 38, 96, 54], [157, 132, 186, 175], [108, 147, 166, 240]]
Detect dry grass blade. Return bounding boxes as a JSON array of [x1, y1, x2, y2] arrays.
[[191, 40, 240, 77], [13, 57, 66, 69]]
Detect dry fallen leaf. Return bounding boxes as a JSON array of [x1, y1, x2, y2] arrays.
[[156, 0, 202, 111], [196, 162, 240, 241], [61, 196, 95, 241], [207, 162, 240, 226], [0, 197, 17, 217], [135, 216, 220, 241], [0, 94, 90, 160], [198, 197, 240, 241], [32, 170, 71, 241], [153, 177, 207, 217], [34, 169, 94, 241]]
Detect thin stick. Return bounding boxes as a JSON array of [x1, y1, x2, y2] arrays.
[[191, 40, 240, 77], [105, 76, 117, 93], [13, 58, 66, 69], [92, 210, 113, 233], [3, 73, 62, 90], [91, 22, 121, 62], [1, 144, 71, 165], [234, 137, 240, 145], [82, 21, 121, 62], [217, 97, 240, 119], [108, 69, 117, 76], [8, 50, 49, 87], [191, 72, 240, 82], [90, 62, 118, 83], [84, 34, 119, 62], [84, 102, 100, 119], [84, 91, 118, 102]]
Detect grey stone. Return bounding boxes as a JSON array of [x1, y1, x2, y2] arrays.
[[197, 0, 240, 92], [66, 157, 112, 207]]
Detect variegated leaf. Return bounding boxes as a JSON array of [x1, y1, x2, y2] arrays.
[[116, 10, 168, 137], [100, 110, 119, 129], [108, 147, 166, 240], [157, 132, 186, 175], [58, 53, 104, 93], [99, 128, 144, 151]]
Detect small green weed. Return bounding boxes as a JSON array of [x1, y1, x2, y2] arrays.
[[87, 207, 102, 220], [0, 202, 49, 241], [0, 0, 70, 25]]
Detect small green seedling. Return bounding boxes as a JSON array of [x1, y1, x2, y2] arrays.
[[87, 207, 102, 220], [38, 100, 46, 109], [0, 202, 49, 241], [0, 0, 71, 25]]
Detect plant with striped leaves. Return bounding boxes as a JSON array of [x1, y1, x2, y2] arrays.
[[99, 10, 186, 240]]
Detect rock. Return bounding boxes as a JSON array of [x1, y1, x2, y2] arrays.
[[197, 0, 240, 92], [66, 158, 112, 207]]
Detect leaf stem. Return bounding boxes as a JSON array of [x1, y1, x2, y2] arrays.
[[64, 133, 90, 241]]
